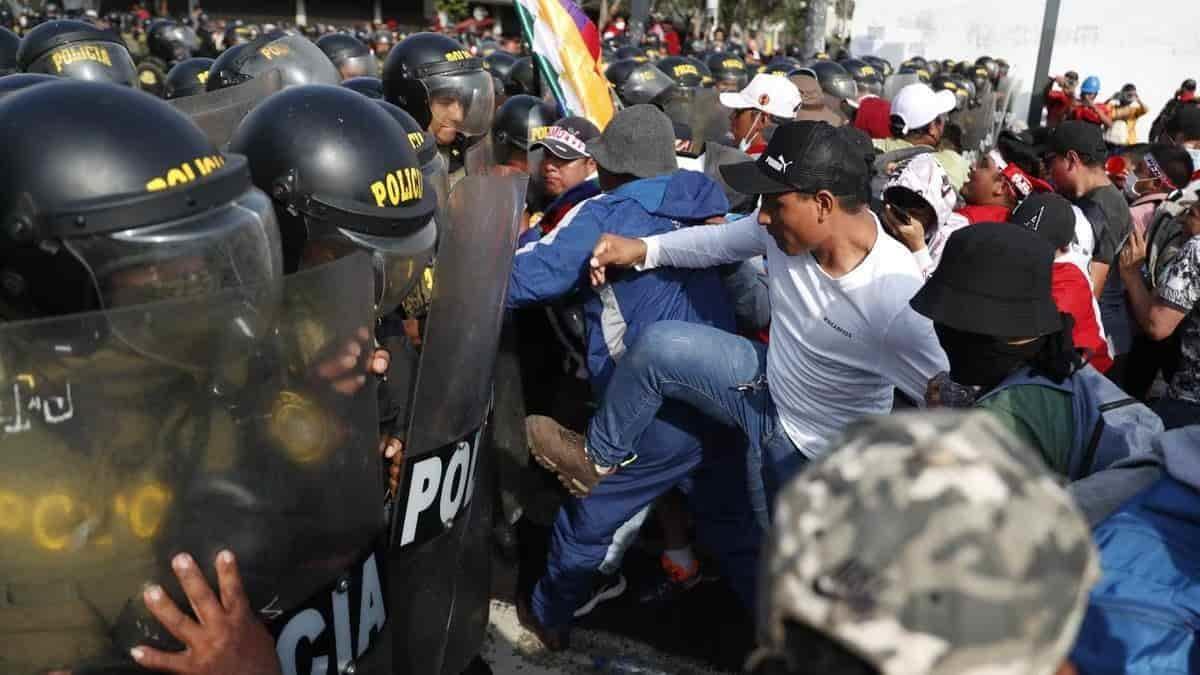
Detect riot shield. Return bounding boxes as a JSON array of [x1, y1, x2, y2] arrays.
[[388, 174, 527, 675], [465, 133, 497, 176], [0, 254, 388, 675], [956, 80, 996, 157], [691, 86, 731, 144], [704, 141, 758, 213], [168, 69, 284, 148]]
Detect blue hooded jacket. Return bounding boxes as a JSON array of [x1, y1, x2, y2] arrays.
[[507, 170, 736, 393]]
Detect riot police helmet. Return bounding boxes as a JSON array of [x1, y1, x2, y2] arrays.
[[976, 56, 999, 82], [163, 56, 213, 99], [491, 93, 557, 164], [605, 58, 675, 106], [0, 72, 60, 98], [797, 59, 857, 102], [931, 74, 967, 111], [222, 21, 259, 48], [207, 30, 339, 92], [763, 55, 802, 76], [897, 62, 931, 83], [342, 75, 383, 98], [382, 32, 495, 145], [475, 39, 501, 58], [482, 50, 518, 91], [0, 26, 18, 76], [146, 19, 200, 65], [374, 98, 449, 217], [657, 54, 707, 89], [0, 80, 282, 320], [316, 32, 378, 80], [614, 45, 647, 62], [507, 55, 536, 96], [17, 19, 137, 86], [229, 84, 435, 317], [862, 55, 892, 79], [840, 57, 883, 97], [705, 52, 748, 91]]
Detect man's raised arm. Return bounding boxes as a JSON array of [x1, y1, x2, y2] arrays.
[[590, 213, 766, 286]]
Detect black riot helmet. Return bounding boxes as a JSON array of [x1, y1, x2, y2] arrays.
[[897, 62, 931, 83], [222, 22, 259, 49], [316, 32, 378, 80], [482, 49, 516, 88], [976, 56, 999, 83], [763, 56, 802, 76], [931, 74, 967, 111], [614, 45, 647, 62], [491, 94, 557, 164], [229, 85, 435, 317], [342, 75, 383, 98], [382, 32, 495, 143], [948, 74, 974, 110], [476, 39, 501, 58], [605, 59, 675, 106], [657, 55, 707, 89], [925, 59, 943, 77], [862, 55, 892, 79], [0, 72, 60, 98], [840, 57, 883, 98], [0, 4, 13, 29], [206, 31, 339, 92], [0, 26, 18, 76], [508, 55, 536, 96], [799, 60, 857, 102], [705, 52, 748, 91], [17, 19, 137, 86], [969, 66, 991, 100], [146, 19, 200, 65], [164, 56, 213, 99], [0, 80, 282, 321], [374, 99, 449, 218]]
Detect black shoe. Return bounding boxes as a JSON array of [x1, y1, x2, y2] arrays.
[[573, 572, 627, 618]]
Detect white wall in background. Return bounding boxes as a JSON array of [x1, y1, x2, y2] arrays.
[[851, 0, 1200, 140]]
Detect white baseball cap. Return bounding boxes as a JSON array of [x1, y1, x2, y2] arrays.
[[890, 83, 957, 134], [719, 73, 802, 119]]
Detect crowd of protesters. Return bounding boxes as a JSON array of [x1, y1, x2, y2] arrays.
[[2, 3, 1200, 674]]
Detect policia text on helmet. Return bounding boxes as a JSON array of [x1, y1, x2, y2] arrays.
[[383, 32, 495, 148], [229, 84, 436, 319]]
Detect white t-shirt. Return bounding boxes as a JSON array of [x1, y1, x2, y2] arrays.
[[641, 213, 949, 458], [1067, 204, 1096, 278]]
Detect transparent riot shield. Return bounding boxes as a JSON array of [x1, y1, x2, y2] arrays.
[[956, 80, 996, 157], [169, 69, 284, 148], [387, 174, 527, 675], [704, 141, 758, 213], [0, 254, 387, 675], [691, 86, 731, 144], [465, 134, 497, 176]]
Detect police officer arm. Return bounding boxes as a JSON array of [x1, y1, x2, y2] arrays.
[[506, 205, 606, 308], [589, 212, 766, 286], [1120, 228, 1190, 341], [132, 551, 282, 675]]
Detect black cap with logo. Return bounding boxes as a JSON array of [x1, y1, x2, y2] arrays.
[[531, 115, 601, 160], [719, 120, 874, 198]]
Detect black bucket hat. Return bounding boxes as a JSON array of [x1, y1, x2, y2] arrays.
[[910, 222, 1063, 338]]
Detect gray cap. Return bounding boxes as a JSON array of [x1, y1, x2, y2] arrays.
[[752, 412, 1099, 675], [586, 104, 677, 179]]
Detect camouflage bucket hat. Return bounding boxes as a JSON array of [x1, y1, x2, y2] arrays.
[[753, 412, 1100, 675]]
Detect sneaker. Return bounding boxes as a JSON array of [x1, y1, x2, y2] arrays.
[[526, 415, 608, 497], [573, 572, 628, 618], [515, 591, 569, 651], [637, 554, 701, 606]]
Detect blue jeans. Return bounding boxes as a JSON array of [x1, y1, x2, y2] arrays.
[[586, 321, 806, 527], [532, 402, 759, 629]]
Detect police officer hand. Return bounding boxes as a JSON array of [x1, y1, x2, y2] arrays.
[[380, 436, 404, 497], [314, 327, 390, 395], [590, 233, 648, 287], [131, 552, 282, 675]]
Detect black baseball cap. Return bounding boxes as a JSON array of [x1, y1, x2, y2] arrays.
[[1042, 120, 1107, 163], [719, 120, 874, 196], [1010, 192, 1075, 250], [532, 115, 601, 160]]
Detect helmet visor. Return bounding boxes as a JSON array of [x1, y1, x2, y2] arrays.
[[425, 69, 495, 138], [337, 53, 379, 80], [300, 219, 436, 319], [64, 189, 282, 310]]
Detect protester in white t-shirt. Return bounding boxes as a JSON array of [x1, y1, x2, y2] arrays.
[[522, 121, 948, 527]]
